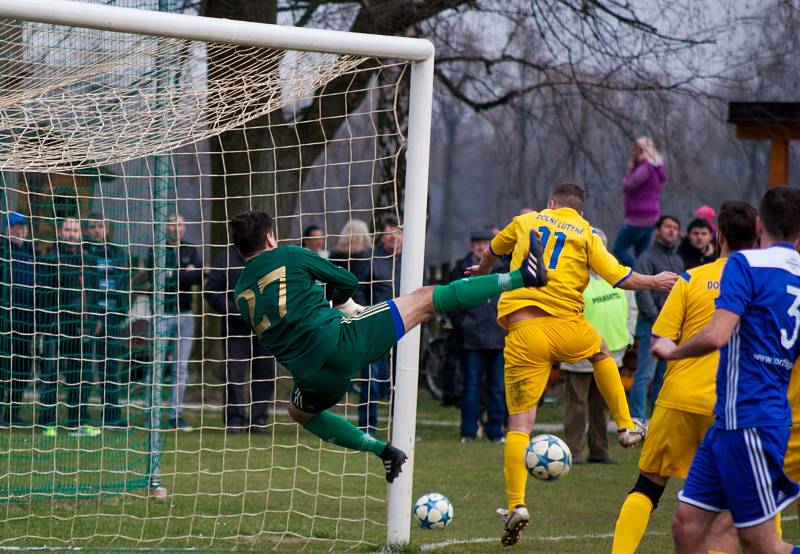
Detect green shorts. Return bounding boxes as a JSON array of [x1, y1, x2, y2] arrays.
[[291, 302, 402, 413]]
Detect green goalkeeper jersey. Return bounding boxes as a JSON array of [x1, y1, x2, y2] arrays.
[[234, 245, 359, 379]]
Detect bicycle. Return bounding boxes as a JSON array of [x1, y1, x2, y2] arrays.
[[419, 314, 461, 404]]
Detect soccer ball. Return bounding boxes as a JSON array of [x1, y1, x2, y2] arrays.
[[413, 493, 453, 529], [525, 434, 572, 481]]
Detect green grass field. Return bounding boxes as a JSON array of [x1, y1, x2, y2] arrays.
[[1, 390, 798, 552]]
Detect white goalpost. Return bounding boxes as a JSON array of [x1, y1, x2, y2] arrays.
[[0, 0, 432, 548]]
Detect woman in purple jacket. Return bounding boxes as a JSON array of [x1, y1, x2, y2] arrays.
[[611, 137, 668, 267]]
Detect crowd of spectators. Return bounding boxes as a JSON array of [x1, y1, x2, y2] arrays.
[[0, 214, 135, 436], [0, 210, 273, 436], [0, 134, 726, 447], [0, 208, 412, 439]]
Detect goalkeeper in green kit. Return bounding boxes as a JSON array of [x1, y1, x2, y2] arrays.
[[230, 210, 547, 482]]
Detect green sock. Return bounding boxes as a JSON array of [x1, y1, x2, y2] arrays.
[[433, 271, 524, 313], [303, 411, 387, 456]]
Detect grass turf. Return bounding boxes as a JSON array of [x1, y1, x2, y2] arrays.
[[1, 389, 798, 551]]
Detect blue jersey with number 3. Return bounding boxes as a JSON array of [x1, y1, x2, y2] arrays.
[[714, 244, 800, 429]]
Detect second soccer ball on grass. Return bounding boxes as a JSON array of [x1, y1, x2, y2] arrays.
[[525, 434, 572, 481]]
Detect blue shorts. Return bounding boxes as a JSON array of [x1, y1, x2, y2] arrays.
[[678, 425, 800, 528]]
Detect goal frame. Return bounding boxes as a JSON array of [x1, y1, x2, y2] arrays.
[[0, 0, 433, 545]]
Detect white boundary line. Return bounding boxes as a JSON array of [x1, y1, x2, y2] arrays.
[[418, 532, 663, 551], [418, 515, 800, 551]]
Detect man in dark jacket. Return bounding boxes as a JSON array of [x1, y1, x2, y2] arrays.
[[0, 213, 37, 426], [370, 215, 402, 306], [148, 213, 202, 431], [84, 215, 130, 428], [677, 218, 718, 270], [448, 228, 507, 443], [354, 215, 403, 435], [205, 246, 275, 432], [629, 215, 684, 420], [39, 217, 95, 436]]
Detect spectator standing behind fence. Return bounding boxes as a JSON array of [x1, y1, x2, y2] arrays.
[[205, 245, 276, 433], [371, 216, 401, 303], [0, 213, 36, 427], [612, 137, 668, 268], [302, 225, 329, 258], [83, 215, 130, 429], [39, 218, 97, 437], [678, 218, 718, 271], [355, 215, 402, 435], [328, 220, 374, 430], [629, 215, 683, 421], [328, 219, 372, 305], [449, 228, 507, 444], [562, 228, 637, 464], [148, 213, 202, 431]]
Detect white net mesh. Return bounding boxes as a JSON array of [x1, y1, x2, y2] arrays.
[[0, 21, 367, 171], [0, 13, 409, 551]]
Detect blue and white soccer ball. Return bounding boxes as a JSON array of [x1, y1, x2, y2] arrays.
[[525, 433, 572, 481], [413, 492, 453, 529]]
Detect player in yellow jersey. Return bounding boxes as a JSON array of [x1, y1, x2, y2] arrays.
[[783, 238, 800, 524], [468, 182, 679, 547], [611, 200, 758, 554], [787, 363, 800, 506]]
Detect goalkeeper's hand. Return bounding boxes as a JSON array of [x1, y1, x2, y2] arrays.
[[335, 298, 365, 317]]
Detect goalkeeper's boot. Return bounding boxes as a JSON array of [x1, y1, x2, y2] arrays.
[[497, 505, 530, 547], [378, 444, 407, 484], [519, 230, 548, 287], [618, 418, 647, 448]]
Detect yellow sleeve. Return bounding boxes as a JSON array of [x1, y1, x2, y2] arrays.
[[587, 231, 631, 286], [651, 276, 687, 341], [490, 217, 519, 257]]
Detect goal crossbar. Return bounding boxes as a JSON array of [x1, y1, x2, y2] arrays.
[[0, 0, 434, 547], [0, 0, 434, 60]]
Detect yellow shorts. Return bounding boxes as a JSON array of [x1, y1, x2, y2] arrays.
[[638, 405, 714, 479], [785, 425, 800, 482], [504, 315, 601, 415]]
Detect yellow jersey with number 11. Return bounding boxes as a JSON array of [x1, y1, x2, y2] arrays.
[[490, 207, 631, 326]]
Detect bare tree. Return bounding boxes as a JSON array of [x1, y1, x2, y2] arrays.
[[196, 0, 738, 244]]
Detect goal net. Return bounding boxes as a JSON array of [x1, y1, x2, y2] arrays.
[[0, 1, 432, 549]]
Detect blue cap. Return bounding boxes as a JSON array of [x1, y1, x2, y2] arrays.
[[6, 212, 28, 227]]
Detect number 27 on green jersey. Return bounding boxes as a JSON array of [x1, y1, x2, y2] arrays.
[[236, 265, 287, 335]]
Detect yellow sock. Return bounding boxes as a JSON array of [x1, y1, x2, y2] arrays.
[[612, 492, 653, 554], [707, 551, 733, 554], [504, 431, 530, 512], [776, 512, 782, 539], [592, 356, 635, 430]]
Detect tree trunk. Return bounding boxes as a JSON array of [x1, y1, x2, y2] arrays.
[[200, 0, 468, 247], [200, 0, 280, 250]]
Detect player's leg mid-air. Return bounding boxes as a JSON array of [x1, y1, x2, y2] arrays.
[[289, 230, 547, 483]]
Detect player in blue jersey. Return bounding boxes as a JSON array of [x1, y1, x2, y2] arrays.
[[652, 187, 800, 554]]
